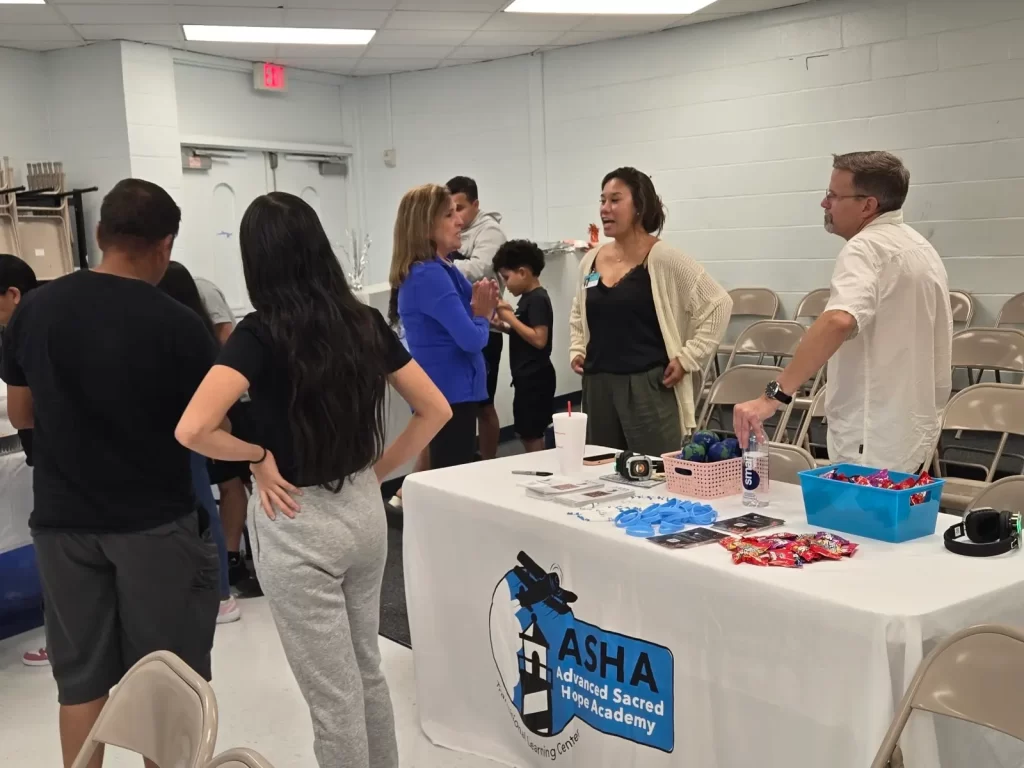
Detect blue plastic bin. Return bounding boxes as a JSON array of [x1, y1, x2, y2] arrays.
[[798, 463, 946, 543]]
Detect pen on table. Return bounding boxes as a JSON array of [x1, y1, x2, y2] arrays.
[[511, 471, 553, 477]]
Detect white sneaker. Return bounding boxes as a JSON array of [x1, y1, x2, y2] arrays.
[[217, 596, 241, 624], [22, 647, 50, 666], [388, 495, 403, 510]]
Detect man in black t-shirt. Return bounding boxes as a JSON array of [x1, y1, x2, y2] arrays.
[[0, 179, 220, 767], [493, 240, 556, 453]]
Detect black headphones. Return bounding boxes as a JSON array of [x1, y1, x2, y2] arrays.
[[616, 451, 652, 481], [944, 507, 1022, 557]]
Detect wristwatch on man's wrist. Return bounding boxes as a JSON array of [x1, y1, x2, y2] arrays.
[[765, 380, 793, 405]]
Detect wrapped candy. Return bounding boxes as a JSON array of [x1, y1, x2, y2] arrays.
[[721, 532, 857, 567]]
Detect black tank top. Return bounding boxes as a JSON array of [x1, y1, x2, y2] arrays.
[[584, 263, 668, 375]]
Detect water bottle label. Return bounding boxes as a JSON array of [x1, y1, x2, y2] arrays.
[[743, 463, 760, 492]]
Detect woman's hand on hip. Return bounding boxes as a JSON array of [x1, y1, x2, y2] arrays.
[[251, 450, 302, 520], [662, 359, 685, 388], [571, 355, 585, 375]]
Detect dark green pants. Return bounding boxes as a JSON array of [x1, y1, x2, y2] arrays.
[[582, 367, 682, 456]]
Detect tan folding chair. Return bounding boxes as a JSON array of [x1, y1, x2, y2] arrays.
[[871, 624, 1024, 768], [795, 288, 830, 324], [207, 747, 277, 768], [723, 320, 806, 370], [768, 443, 815, 484], [696, 364, 788, 440], [930, 383, 1024, 512], [716, 287, 781, 373], [966, 475, 1024, 513], [794, 387, 831, 467], [71, 651, 218, 768], [951, 328, 1024, 387], [997, 292, 1024, 328], [949, 290, 975, 331]]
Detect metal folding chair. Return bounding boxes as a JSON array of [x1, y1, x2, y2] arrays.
[[871, 625, 1024, 768], [71, 651, 218, 768]]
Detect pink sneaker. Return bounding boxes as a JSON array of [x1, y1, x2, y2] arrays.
[[22, 647, 50, 667], [217, 596, 241, 624]]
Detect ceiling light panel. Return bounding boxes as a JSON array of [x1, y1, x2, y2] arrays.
[[504, 0, 718, 13], [0, 1, 47, 5], [182, 25, 375, 45]]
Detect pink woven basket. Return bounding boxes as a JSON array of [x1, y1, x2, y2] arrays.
[[661, 453, 771, 499]]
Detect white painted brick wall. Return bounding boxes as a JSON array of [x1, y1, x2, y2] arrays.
[[122, 43, 183, 205], [352, 0, 1024, 426], [0, 48, 52, 177], [47, 42, 132, 265]]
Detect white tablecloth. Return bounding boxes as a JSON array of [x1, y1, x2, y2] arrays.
[[404, 447, 1024, 768], [0, 450, 33, 556]]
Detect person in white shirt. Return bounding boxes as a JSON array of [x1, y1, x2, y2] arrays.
[[734, 151, 952, 472]]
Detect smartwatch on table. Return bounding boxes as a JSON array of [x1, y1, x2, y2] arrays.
[[765, 380, 793, 405]]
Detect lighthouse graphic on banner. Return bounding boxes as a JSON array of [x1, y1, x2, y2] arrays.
[[518, 615, 553, 735]]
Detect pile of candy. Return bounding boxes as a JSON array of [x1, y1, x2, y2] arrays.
[[678, 431, 740, 463], [614, 498, 718, 538], [821, 468, 934, 506], [720, 531, 858, 568]]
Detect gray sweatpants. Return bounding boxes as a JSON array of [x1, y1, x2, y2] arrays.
[[248, 470, 399, 768]]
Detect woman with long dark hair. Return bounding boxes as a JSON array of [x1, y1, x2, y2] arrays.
[[157, 261, 240, 624], [389, 183, 499, 469], [176, 192, 450, 768]]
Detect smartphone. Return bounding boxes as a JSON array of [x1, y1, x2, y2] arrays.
[[583, 452, 617, 466]]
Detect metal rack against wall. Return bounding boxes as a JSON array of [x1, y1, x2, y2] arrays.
[[0, 156, 97, 275]]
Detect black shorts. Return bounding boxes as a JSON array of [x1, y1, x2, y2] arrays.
[[482, 331, 503, 407], [513, 367, 557, 440], [32, 510, 220, 705]]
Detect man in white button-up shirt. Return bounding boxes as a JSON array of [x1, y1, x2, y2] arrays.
[[735, 151, 952, 472]]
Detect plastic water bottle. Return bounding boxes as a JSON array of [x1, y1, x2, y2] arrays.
[[742, 431, 769, 508]]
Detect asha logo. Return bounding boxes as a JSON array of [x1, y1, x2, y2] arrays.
[[488, 552, 674, 753]]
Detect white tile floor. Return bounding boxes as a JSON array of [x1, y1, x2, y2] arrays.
[[0, 598, 505, 768]]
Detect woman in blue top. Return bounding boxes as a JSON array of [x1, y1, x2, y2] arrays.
[[389, 183, 499, 469]]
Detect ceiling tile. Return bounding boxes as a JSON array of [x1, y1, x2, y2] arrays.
[[274, 43, 366, 58], [448, 44, 536, 59], [0, 39, 85, 51], [274, 57, 359, 73], [0, 5, 65, 24], [385, 11, 491, 30], [438, 57, 483, 67], [364, 43, 454, 58], [4, 24, 82, 42], [57, 4, 174, 24], [184, 41, 277, 59], [54, 0, 166, 4], [572, 15, 682, 32], [173, 6, 285, 26], [395, 0, 504, 9], [553, 29, 627, 46], [371, 28, 471, 45], [465, 29, 562, 46], [283, 0, 394, 7], [282, 9, 389, 28], [356, 57, 440, 74], [479, 12, 585, 32], [75, 24, 184, 42]]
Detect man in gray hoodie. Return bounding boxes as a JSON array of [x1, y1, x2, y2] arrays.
[[447, 176, 507, 461]]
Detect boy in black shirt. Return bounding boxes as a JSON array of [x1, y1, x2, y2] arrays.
[[493, 240, 556, 452], [0, 179, 220, 767]]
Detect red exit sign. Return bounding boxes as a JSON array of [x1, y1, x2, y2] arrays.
[[253, 62, 287, 92]]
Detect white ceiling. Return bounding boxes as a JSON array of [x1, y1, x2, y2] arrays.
[[0, 0, 810, 76]]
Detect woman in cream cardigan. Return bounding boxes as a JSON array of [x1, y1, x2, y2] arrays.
[[569, 167, 732, 455]]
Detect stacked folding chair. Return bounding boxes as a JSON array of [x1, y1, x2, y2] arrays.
[[17, 161, 76, 280]]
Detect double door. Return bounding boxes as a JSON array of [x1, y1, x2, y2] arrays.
[[177, 149, 351, 316]]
